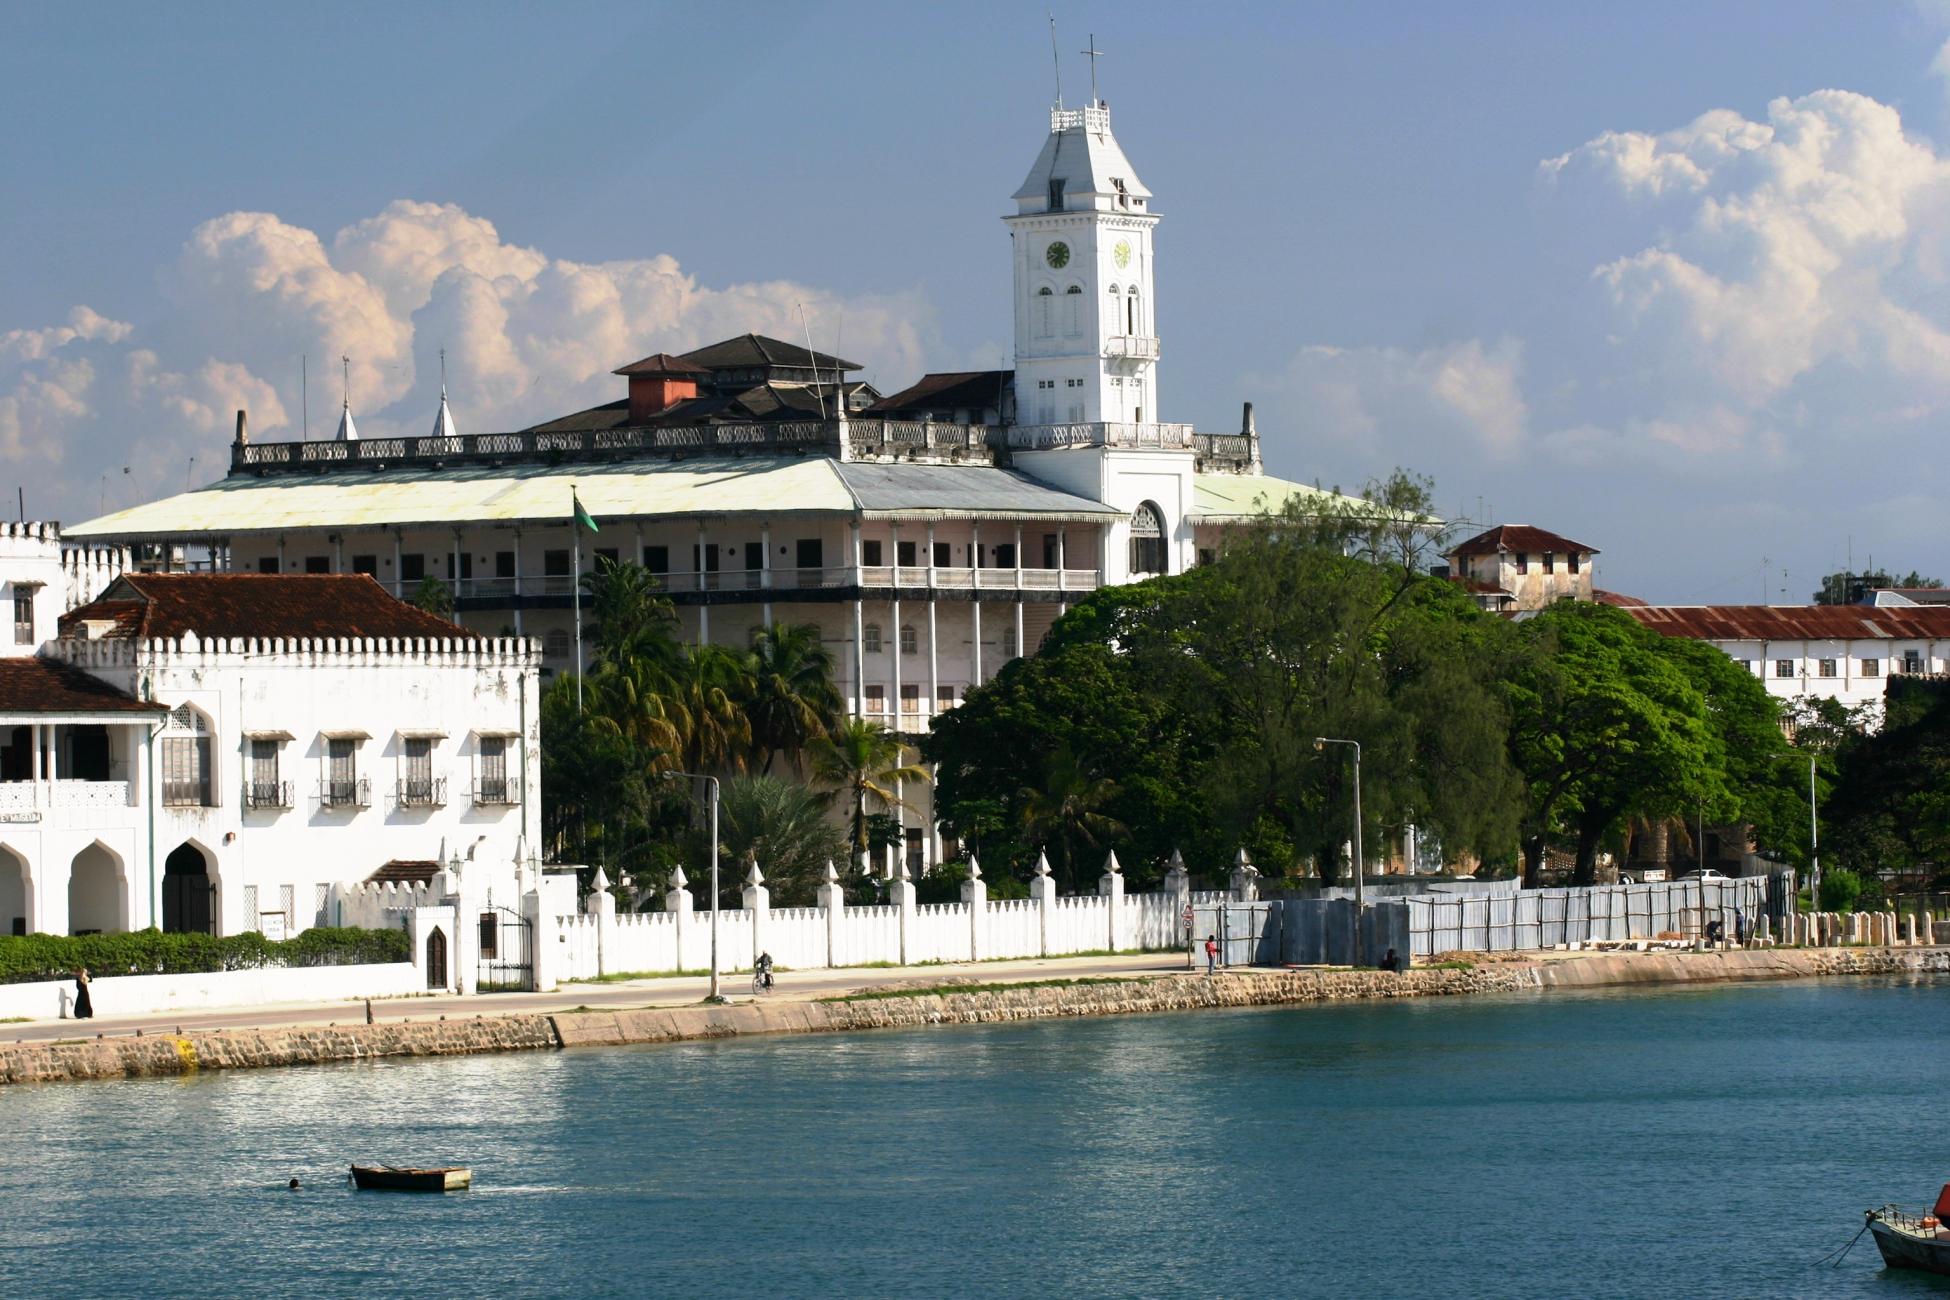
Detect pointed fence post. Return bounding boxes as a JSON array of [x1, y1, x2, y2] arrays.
[[524, 884, 557, 993], [1030, 850, 1056, 957], [585, 865, 616, 978], [891, 860, 917, 966], [1165, 848, 1191, 965], [1098, 850, 1125, 953], [818, 860, 845, 970], [666, 866, 694, 972], [742, 859, 770, 967], [962, 853, 987, 962], [1230, 847, 1260, 902]]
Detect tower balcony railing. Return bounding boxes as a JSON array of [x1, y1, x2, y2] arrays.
[[1103, 334, 1160, 361], [1007, 421, 1195, 451]]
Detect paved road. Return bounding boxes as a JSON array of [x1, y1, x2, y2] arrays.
[[3, 951, 1192, 1045]]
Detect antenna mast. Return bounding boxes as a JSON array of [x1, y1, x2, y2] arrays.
[[1081, 35, 1104, 105], [798, 304, 828, 419], [302, 354, 308, 438], [1048, 13, 1063, 109]]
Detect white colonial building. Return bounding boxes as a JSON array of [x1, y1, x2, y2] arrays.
[[0, 521, 538, 940], [1621, 603, 1950, 715], [66, 94, 1346, 874]]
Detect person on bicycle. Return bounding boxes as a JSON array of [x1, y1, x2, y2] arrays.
[[755, 951, 775, 991]]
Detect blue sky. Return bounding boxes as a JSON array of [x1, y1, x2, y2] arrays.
[[6, 1, 1950, 601]]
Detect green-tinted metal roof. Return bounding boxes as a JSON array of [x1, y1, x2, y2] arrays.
[[69, 456, 1117, 540], [1189, 473, 1367, 522]]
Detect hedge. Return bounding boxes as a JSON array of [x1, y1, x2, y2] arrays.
[[0, 927, 411, 986]]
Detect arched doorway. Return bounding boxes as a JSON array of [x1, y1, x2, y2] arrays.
[[1129, 501, 1167, 576], [68, 842, 124, 935], [425, 927, 447, 991], [0, 844, 27, 936], [162, 842, 214, 935]]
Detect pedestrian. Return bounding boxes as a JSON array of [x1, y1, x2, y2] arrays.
[[72, 967, 92, 1020], [1379, 947, 1401, 973], [1734, 908, 1746, 947], [1203, 934, 1219, 975]]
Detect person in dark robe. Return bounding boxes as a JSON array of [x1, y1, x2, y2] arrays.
[[72, 967, 93, 1020]]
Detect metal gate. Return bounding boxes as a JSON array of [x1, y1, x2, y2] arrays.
[[1190, 902, 1281, 968], [476, 905, 533, 992]]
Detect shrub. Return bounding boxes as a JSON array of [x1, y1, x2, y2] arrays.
[[0, 926, 410, 985], [1818, 868, 1865, 914]]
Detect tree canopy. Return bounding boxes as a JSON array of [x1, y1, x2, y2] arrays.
[[1812, 569, 1943, 605]]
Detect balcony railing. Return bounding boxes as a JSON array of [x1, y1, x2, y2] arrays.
[[318, 777, 370, 809], [473, 777, 517, 807], [431, 566, 1106, 603], [1006, 421, 1194, 451], [396, 776, 447, 808], [245, 780, 293, 810], [1103, 334, 1160, 361], [0, 780, 133, 812], [229, 418, 999, 477]]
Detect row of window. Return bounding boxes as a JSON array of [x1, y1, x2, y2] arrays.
[[159, 707, 513, 811], [1513, 552, 1581, 576], [1031, 285, 1144, 339], [1738, 654, 1927, 679], [863, 685, 970, 713]]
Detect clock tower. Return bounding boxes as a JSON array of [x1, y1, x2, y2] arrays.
[[1005, 100, 1160, 430]]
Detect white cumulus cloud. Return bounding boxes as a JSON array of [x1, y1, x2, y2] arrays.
[[0, 200, 940, 521]]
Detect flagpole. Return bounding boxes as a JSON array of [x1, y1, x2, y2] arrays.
[[573, 486, 584, 714]]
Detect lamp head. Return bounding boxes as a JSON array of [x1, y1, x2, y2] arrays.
[[1313, 737, 1326, 752]]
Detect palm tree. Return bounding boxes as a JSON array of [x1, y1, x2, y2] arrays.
[[810, 717, 930, 872], [669, 644, 753, 774], [1020, 743, 1125, 892], [744, 623, 842, 774]]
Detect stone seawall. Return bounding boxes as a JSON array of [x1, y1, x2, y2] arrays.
[[0, 1015, 560, 1086], [4, 947, 1945, 1086]]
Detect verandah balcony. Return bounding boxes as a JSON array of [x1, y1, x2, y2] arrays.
[[432, 566, 1104, 602], [0, 780, 134, 812]]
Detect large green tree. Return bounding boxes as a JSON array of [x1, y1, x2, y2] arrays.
[[744, 623, 843, 774], [1823, 677, 1950, 881], [809, 718, 929, 872], [1812, 569, 1943, 605], [928, 476, 1523, 887]]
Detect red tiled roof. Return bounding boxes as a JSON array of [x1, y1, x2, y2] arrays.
[[0, 658, 164, 715], [59, 574, 472, 642], [1447, 524, 1598, 558], [368, 860, 439, 884], [1595, 589, 1649, 608], [866, 370, 1011, 415], [1624, 604, 1950, 641]]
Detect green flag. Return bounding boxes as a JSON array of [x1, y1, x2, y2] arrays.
[[573, 491, 599, 534]]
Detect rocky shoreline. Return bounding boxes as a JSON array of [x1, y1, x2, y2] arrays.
[[2, 946, 1943, 1087]]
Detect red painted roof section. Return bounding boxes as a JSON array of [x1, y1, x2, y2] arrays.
[[60, 574, 472, 642], [0, 658, 163, 714], [1624, 605, 1950, 641], [1447, 524, 1598, 558], [1595, 589, 1649, 608]]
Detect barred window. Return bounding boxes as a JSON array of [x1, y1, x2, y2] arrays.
[[479, 736, 507, 802], [863, 623, 882, 654]]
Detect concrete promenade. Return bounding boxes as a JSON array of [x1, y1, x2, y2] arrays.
[[0, 950, 1179, 1045]]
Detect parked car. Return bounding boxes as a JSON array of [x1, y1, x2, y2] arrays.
[[1678, 868, 1728, 880]]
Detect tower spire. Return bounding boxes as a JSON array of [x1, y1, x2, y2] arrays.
[[430, 345, 459, 440], [335, 354, 359, 442]]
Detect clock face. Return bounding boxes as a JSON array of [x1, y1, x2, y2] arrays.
[[1113, 240, 1131, 269], [1045, 241, 1071, 270]]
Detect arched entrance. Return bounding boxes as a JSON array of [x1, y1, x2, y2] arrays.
[[0, 844, 27, 936], [425, 927, 447, 991], [68, 842, 124, 935], [162, 842, 214, 935]]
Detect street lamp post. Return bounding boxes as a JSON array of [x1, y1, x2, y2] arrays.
[[1315, 737, 1365, 965], [664, 770, 723, 1001], [1808, 755, 1820, 922]]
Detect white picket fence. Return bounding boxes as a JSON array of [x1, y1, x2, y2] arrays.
[[550, 874, 1203, 982]]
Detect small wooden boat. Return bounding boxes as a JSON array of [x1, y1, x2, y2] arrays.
[[1867, 1184, 1950, 1276], [350, 1164, 472, 1193]]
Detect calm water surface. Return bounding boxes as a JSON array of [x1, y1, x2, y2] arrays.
[[1, 977, 1946, 1298]]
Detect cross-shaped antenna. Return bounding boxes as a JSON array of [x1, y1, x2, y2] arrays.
[[439, 346, 447, 397], [1081, 35, 1105, 105], [341, 354, 351, 410]]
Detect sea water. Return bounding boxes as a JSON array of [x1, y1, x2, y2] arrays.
[[0, 977, 1943, 1298]]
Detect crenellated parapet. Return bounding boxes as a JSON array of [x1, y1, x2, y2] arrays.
[[52, 632, 543, 672]]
